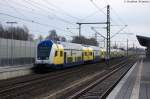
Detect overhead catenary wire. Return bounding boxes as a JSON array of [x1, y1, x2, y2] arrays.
[[43, 0, 81, 20], [0, 0, 77, 39], [1, 0, 132, 42], [110, 7, 126, 26], [78, 6, 107, 22], [90, 0, 116, 24], [4, 0, 30, 21], [110, 25, 128, 38], [9, 0, 47, 18], [90, 0, 107, 16], [0, 1, 44, 21], [103, 0, 109, 5], [91, 27, 106, 39], [78, 10, 99, 22], [0, 12, 74, 39], [8, 0, 57, 22], [90, 0, 133, 44], [12, 0, 36, 11], [23, 0, 68, 24], [89, 0, 129, 33], [27, 0, 77, 25], [0, 0, 53, 22], [24, 0, 55, 12], [23, 0, 76, 25], [0, 12, 74, 34]]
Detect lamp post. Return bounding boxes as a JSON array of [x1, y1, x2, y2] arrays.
[[6, 21, 17, 65], [127, 39, 128, 56]]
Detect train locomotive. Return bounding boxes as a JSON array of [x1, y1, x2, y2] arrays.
[[34, 40, 125, 69]]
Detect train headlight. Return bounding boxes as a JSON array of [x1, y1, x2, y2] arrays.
[[46, 57, 49, 60]]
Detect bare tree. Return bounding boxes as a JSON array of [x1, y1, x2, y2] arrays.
[[60, 36, 66, 42], [28, 34, 34, 41], [0, 23, 4, 37], [45, 29, 59, 42], [72, 36, 83, 44], [72, 36, 98, 46], [0, 24, 34, 41], [37, 35, 43, 41]]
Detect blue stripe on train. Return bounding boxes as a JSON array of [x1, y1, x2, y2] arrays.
[[63, 61, 84, 67], [35, 61, 84, 69], [35, 58, 102, 69]]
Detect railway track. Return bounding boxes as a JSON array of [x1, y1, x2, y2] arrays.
[[0, 57, 136, 99], [60, 57, 137, 99]]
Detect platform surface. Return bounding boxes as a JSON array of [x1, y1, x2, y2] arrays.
[[107, 56, 150, 99], [0, 64, 33, 73]]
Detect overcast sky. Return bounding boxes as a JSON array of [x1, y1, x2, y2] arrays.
[[0, 0, 150, 48]]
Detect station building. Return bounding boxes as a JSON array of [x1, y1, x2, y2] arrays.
[[137, 35, 150, 58]]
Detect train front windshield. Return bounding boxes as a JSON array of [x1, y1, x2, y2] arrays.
[[37, 44, 51, 60]]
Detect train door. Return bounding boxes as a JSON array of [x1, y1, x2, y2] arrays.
[[53, 45, 64, 65], [88, 48, 94, 61], [64, 52, 67, 64], [82, 52, 84, 61], [83, 50, 88, 61], [93, 51, 95, 60], [59, 50, 64, 64]]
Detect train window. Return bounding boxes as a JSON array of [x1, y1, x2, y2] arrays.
[[96, 51, 98, 55], [85, 52, 87, 56], [55, 51, 58, 57], [60, 51, 63, 57], [90, 52, 93, 56]]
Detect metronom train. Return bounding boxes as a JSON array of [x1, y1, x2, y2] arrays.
[[34, 40, 130, 70]]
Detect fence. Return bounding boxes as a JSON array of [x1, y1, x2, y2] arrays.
[[0, 38, 37, 66]]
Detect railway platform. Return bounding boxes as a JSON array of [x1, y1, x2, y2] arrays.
[[107, 56, 150, 99], [0, 64, 33, 80]]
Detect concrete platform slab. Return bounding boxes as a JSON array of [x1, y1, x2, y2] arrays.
[[107, 57, 150, 99], [0, 64, 33, 80]]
